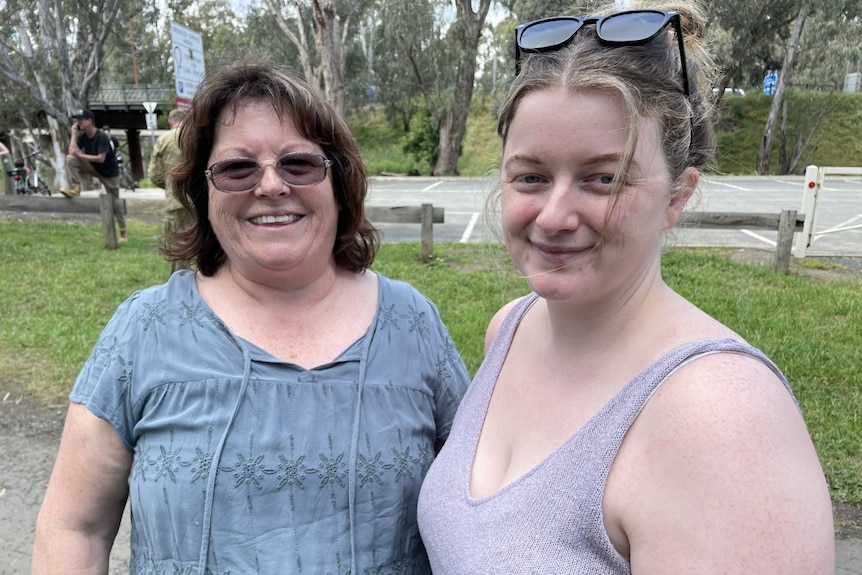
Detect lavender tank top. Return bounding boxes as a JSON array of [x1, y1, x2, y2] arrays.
[[417, 293, 794, 574]]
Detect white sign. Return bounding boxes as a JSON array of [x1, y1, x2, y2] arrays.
[[145, 113, 158, 130], [142, 101, 158, 114], [170, 22, 205, 101]]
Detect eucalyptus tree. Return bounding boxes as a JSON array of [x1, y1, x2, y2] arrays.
[[0, 0, 128, 186], [101, 0, 255, 94], [427, 0, 492, 175], [371, 0, 492, 175], [755, 0, 859, 174], [706, 0, 798, 96], [100, 1, 168, 86], [755, 2, 811, 174], [370, 0, 440, 133], [260, 0, 373, 114], [245, 5, 302, 70], [793, 11, 862, 90], [770, 14, 862, 174]]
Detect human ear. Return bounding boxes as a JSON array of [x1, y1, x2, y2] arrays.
[[664, 167, 699, 229]]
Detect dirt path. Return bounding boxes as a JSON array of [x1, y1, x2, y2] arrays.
[[0, 391, 131, 574]]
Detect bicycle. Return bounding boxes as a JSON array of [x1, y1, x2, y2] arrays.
[[6, 150, 51, 196], [115, 146, 138, 192], [103, 128, 137, 192]]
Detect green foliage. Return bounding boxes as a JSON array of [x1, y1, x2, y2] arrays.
[[350, 104, 501, 177], [713, 91, 862, 175], [349, 110, 417, 175], [1, 221, 860, 503], [401, 105, 439, 172], [713, 95, 774, 175], [458, 105, 501, 176]]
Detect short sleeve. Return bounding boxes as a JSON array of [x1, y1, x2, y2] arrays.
[[423, 296, 471, 442], [69, 292, 143, 451]]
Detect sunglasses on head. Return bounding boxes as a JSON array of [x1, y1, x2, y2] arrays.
[[205, 152, 332, 194], [514, 9, 690, 98]]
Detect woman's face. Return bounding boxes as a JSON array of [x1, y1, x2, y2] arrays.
[[500, 88, 693, 304], [206, 99, 340, 282]]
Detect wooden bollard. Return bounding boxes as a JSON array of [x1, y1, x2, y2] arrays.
[[99, 193, 118, 249]]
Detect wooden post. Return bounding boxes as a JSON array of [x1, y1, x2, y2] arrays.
[[420, 203, 433, 261], [773, 209, 797, 273], [1, 154, 14, 196], [100, 193, 118, 249]]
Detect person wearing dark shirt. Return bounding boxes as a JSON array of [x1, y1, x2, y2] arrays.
[[61, 109, 127, 243]]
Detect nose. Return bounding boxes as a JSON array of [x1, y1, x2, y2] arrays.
[[254, 163, 289, 196], [534, 182, 580, 234]]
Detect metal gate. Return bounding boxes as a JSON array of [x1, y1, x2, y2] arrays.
[[793, 165, 862, 258]]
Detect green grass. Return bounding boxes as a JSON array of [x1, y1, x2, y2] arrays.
[[0, 221, 860, 504]]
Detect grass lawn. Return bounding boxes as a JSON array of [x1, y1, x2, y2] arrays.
[[0, 220, 859, 504]]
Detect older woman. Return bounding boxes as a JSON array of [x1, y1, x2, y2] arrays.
[[32, 60, 470, 574]]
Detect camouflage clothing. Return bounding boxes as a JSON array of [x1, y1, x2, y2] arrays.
[[148, 128, 184, 212]]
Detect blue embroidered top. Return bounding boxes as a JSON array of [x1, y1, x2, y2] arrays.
[[70, 270, 470, 575]]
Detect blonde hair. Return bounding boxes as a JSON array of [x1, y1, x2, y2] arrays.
[[490, 0, 717, 240]]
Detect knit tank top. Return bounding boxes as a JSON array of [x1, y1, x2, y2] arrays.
[[417, 293, 794, 574]]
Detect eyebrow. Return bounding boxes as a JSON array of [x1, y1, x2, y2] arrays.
[[503, 152, 627, 171], [502, 153, 543, 171], [578, 153, 625, 168]]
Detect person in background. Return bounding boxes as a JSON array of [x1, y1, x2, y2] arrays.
[[148, 108, 191, 273], [417, 2, 834, 573], [31, 59, 471, 574], [60, 109, 127, 243], [101, 125, 120, 153]]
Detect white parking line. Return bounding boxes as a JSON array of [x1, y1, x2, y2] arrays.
[[460, 212, 480, 243], [702, 179, 751, 191], [422, 181, 444, 192], [740, 229, 776, 246]]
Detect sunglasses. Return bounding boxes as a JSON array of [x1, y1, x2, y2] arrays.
[[205, 152, 332, 193], [514, 9, 690, 98]]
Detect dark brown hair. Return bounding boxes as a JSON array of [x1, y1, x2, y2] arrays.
[[165, 59, 379, 275]]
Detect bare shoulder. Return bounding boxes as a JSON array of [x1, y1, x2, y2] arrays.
[[484, 296, 530, 353], [606, 351, 834, 574]]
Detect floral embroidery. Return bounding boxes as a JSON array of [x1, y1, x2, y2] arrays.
[[81, 275, 468, 573]]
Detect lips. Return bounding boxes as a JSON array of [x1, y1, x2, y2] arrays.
[[534, 242, 591, 256], [249, 214, 302, 225]]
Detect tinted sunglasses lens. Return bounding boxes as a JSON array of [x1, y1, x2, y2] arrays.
[[212, 159, 259, 192], [598, 11, 668, 42], [519, 19, 583, 51], [278, 153, 327, 185]]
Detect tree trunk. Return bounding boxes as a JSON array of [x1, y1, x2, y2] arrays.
[[432, 0, 491, 176], [756, 2, 809, 175], [265, 0, 316, 84], [312, 0, 347, 114]]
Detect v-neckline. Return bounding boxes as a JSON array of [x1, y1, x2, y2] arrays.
[[464, 295, 718, 503]]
